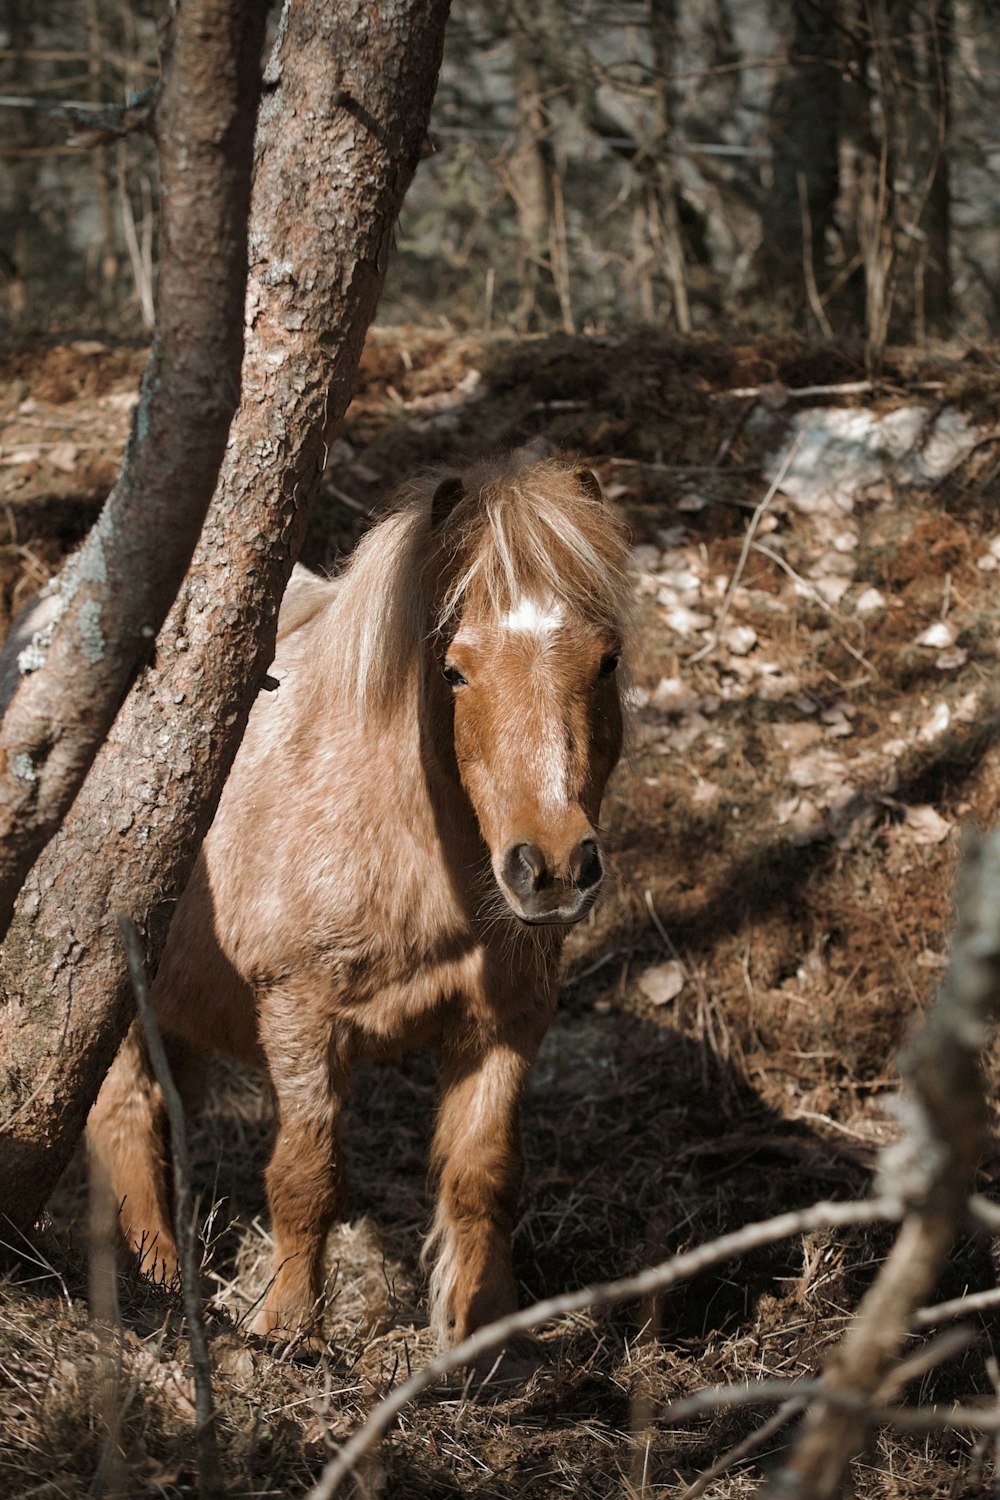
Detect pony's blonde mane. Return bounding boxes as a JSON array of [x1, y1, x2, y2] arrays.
[[316, 455, 633, 715]]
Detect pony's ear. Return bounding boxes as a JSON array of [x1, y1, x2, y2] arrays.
[[431, 476, 464, 529], [575, 466, 603, 504]]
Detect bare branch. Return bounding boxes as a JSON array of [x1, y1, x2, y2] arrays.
[[665, 1377, 822, 1423], [771, 829, 1000, 1498], [914, 1284, 1000, 1329]]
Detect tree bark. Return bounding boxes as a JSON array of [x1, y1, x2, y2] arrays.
[[647, 0, 690, 333], [0, 0, 267, 938], [757, 0, 841, 325], [508, 51, 551, 333], [0, 0, 450, 1235]]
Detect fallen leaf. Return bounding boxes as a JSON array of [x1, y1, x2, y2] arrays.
[[919, 703, 950, 741], [915, 621, 957, 649], [902, 805, 952, 844], [661, 604, 713, 635], [48, 441, 78, 472], [772, 722, 824, 754], [822, 709, 854, 739], [631, 543, 661, 571], [854, 586, 886, 615], [721, 624, 757, 655], [652, 676, 700, 713], [668, 712, 710, 752], [637, 961, 685, 1006], [812, 575, 851, 605], [786, 798, 827, 845], [788, 748, 847, 788]]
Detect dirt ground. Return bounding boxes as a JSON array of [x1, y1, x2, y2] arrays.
[[3, 329, 1000, 1497]]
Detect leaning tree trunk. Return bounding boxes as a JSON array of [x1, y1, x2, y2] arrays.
[[0, 0, 267, 936], [0, 0, 450, 1234]]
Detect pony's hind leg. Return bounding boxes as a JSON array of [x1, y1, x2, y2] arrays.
[[254, 985, 348, 1345], [426, 1036, 540, 1351], [87, 1022, 206, 1283]]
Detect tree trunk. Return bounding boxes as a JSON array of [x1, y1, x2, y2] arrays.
[[508, 52, 551, 332], [910, 0, 953, 336], [0, 0, 267, 937], [0, 0, 450, 1236], [758, 0, 841, 325], [647, 0, 691, 333]]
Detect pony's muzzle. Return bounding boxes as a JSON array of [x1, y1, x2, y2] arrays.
[[499, 836, 605, 924]]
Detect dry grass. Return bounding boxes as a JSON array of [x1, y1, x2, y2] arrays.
[[2, 329, 1000, 1496]]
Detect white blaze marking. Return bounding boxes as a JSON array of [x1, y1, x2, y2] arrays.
[[502, 596, 564, 637], [533, 710, 570, 808], [501, 597, 570, 806], [499, 598, 570, 805]]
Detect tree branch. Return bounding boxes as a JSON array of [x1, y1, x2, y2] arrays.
[[771, 829, 1000, 1498]]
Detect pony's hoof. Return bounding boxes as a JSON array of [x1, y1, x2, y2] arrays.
[[251, 1308, 327, 1360], [470, 1333, 545, 1390]]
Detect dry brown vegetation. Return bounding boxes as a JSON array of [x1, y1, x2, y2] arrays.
[[2, 328, 1000, 1497]]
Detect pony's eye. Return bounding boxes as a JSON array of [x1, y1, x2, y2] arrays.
[[598, 653, 620, 676], [443, 663, 468, 688]]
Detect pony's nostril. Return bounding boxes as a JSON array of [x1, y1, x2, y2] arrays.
[[573, 838, 604, 891], [502, 842, 547, 898]]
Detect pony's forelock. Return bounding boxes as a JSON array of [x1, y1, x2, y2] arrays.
[[327, 456, 633, 715]]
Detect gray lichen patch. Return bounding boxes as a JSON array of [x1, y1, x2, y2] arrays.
[[11, 752, 37, 783], [78, 599, 106, 664]]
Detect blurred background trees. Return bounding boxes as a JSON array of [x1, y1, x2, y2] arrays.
[[1, 0, 996, 363]]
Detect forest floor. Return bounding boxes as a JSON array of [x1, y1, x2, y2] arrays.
[[2, 328, 1000, 1498]]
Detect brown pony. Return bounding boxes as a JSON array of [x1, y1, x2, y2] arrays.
[[88, 454, 632, 1349]]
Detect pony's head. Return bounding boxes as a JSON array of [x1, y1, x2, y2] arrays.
[[426, 457, 632, 926]]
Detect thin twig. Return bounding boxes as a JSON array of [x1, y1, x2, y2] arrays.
[[117, 914, 223, 1499], [751, 541, 875, 676], [665, 1376, 822, 1423], [689, 437, 800, 665], [797, 169, 834, 340], [304, 1195, 901, 1499], [915, 1285, 1000, 1329], [967, 1194, 1000, 1233], [875, 1325, 976, 1404]]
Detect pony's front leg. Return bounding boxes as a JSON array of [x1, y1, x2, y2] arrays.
[[254, 991, 348, 1345], [427, 1036, 541, 1348]]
